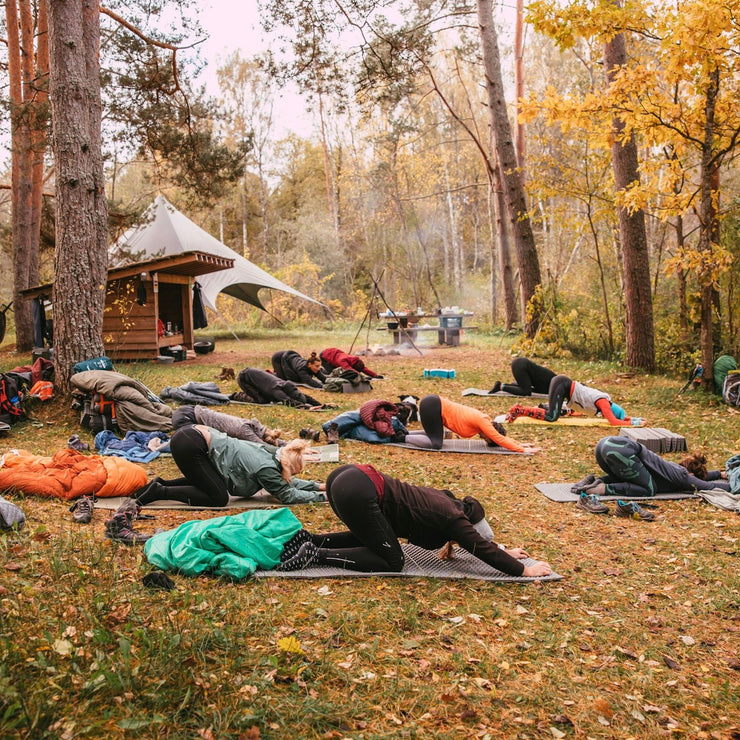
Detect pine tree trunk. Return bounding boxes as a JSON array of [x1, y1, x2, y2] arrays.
[[477, 0, 541, 336], [47, 0, 108, 391], [604, 26, 655, 371], [6, 0, 36, 352]]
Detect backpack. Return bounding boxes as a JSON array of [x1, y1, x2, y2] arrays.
[[324, 368, 364, 393], [74, 391, 119, 434], [0, 373, 26, 425], [722, 370, 740, 407], [29, 380, 54, 401]]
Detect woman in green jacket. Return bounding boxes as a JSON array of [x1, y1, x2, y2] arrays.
[[134, 426, 325, 507]]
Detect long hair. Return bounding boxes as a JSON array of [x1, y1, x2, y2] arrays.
[[679, 452, 708, 480], [279, 438, 311, 481]]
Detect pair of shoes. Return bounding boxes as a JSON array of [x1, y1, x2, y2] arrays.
[[615, 500, 656, 521], [215, 367, 235, 381], [299, 428, 321, 442], [325, 422, 340, 444], [274, 541, 319, 571], [571, 474, 596, 494], [577, 491, 610, 514], [69, 495, 94, 523], [67, 435, 90, 452], [489, 381, 502, 394], [280, 530, 314, 562], [104, 512, 152, 545]]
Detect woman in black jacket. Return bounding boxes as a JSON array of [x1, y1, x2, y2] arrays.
[[277, 463, 552, 577], [236, 368, 323, 408], [271, 350, 326, 389]]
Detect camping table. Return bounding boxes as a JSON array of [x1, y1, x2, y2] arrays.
[[379, 313, 476, 346]]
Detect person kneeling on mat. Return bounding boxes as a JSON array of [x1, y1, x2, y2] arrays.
[[404, 394, 539, 453], [506, 374, 645, 426], [275, 463, 552, 578], [133, 426, 326, 507]]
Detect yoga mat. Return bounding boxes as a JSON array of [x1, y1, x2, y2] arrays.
[[618, 427, 686, 453], [535, 482, 695, 503], [494, 414, 616, 427], [387, 438, 533, 455], [255, 544, 562, 582], [95, 491, 328, 511], [462, 388, 547, 398]]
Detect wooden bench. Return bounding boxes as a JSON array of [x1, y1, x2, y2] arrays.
[[384, 325, 478, 346]]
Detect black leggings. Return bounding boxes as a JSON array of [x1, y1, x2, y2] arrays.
[[418, 394, 444, 449], [595, 436, 656, 497], [545, 375, 572, 422], [311, 464, 405, 572], [136, 426, 230, 507], [503, 358, 556, 396]]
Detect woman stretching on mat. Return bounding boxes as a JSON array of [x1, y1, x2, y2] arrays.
[[235, 367, 324, 408], [404, 395, 539, 453], [506, 374, 644, 426], [489, 357, 556, 396], [275, 463, 552, 577], [271, 350, 326, 389], [133, 426, 326, 507], [320, 347, 383, 379], [573, 436, 730, 498]]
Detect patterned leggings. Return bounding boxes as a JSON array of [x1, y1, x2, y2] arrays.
[[595, 437, 655, 497]]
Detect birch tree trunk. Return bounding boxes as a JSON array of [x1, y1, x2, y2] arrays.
[[47, 0, 108, 391]]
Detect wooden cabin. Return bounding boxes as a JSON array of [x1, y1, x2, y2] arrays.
[[23, 251, 233, 361]]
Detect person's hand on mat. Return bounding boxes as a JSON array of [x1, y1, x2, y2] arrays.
[[521, 444, 541, 453], [308, 405, 325, 412], [522, 561, 552, 578], [318, 483, 326, 491], [437, 541, 456, 560], [504, 547, 529, 560]]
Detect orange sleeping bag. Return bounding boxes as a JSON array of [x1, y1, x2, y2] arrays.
[[0, 448, 148, 500]]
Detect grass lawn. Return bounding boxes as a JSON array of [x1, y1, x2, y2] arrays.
[[0, 330, 738, 739]]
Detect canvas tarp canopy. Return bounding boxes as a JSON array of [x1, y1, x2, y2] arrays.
[[109, 195, 324, 312]]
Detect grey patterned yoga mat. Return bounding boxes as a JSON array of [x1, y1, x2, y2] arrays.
[[255, 543, 562, 582], [95, 491, 327, 511], [535, 482, 695, 503], [387, 438, 532, 454], [462, 388, 548, 398]]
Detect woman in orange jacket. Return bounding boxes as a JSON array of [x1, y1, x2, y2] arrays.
[[404, 395, 539, 453]]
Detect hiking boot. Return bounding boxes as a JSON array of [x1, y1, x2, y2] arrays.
[[104, 512, 152, 545], [571, 474, 597, 494], [299, 428, 321, 442], [280, 530, 315, 562], [325, 422, 340, 444], [115, 497, 142, 522], [615, 500, 656, 521], [274, 541, 319, 571], [577, 491, 610, 514], [70, 496, 94, 524], [489, 381, 502, 394]]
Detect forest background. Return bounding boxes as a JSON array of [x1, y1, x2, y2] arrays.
[[1, 0, 739, 379]]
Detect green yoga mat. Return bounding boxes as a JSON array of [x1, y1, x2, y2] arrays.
[[535, 482, 695, 503], [255, 543, 562, 582]]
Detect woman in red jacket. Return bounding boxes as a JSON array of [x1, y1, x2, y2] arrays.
[[319, 347, 383, 379]]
